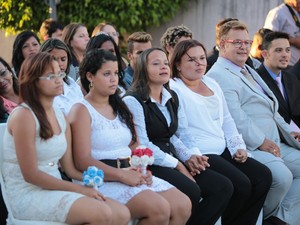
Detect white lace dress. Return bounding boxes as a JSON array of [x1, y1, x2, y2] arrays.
[[2, 104, 84, 222], [80, 99, 173, 204]]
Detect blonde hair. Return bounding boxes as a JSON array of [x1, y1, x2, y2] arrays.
[[219, 21, 248, 41]]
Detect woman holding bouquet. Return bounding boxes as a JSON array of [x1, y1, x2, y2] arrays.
[[2, 52, 130, 225], [68, 49, 191, 225], [169, 40, 272, 225], [123, 47, 233, 225]]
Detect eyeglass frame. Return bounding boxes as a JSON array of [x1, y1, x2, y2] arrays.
[[96, 31, 119, 37], [39, 72, 66, 81], [222, 39, 253, 48]]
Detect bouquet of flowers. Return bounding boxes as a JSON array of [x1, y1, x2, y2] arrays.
[[131, 146, 154, 175], [82, 166, 104, 190]]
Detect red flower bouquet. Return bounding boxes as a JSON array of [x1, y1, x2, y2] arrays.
[[131, 146, 154, 175]]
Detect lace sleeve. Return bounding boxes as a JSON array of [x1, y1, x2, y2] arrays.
[[226, 134, 246, 156]]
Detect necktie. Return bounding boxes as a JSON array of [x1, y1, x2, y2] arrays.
[[241, 68, 257, 87], [275, 76, 286, 100]]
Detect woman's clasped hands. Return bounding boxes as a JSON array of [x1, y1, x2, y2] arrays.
[[119, 167, 153, 187], [185, 155, 210, 176]]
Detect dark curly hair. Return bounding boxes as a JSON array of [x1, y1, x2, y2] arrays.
[[80, 49, 137, 143]]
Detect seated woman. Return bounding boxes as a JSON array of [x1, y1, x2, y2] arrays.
[[169, 39, 272, 225], [40, 38, 84, 115], [2, 52, 130, 225], [68, 49, 191, 225], [0, 57, 19, 116], [12, 30, 40, 77], [123, 47, 233, 225]]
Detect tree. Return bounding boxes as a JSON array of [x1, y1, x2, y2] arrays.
[[0, 0, 188, 35]]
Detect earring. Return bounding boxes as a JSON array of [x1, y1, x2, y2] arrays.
[[177, 68, 181, 72], [89, 81, 93, 90]]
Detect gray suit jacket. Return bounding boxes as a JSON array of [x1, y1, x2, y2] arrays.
[[206, 57, 300, 152]]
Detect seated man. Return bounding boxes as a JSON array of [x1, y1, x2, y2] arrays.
[[124, 32, 152, 88], [257, 31, 300, 132], [207, 20, 300, 225]]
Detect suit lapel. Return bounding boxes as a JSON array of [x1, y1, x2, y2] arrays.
[[224, 65, 277, 111], [258, 66, 289, 113]]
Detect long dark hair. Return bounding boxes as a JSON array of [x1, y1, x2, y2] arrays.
[[80, 49, 137, 142], [12, 30, 40, 77], [128, 47, 173, 101], [0, 57, 19, 96], [86, 34, 126, 90], [18, 52, 56, 140]]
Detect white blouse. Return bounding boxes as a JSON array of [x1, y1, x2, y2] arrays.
[[169, 77, 246, 157], [123, 87, 201, 168], [54, 77, 84, 115]]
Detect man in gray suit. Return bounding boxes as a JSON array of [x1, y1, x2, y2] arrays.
[[206, 20, 300, 225]]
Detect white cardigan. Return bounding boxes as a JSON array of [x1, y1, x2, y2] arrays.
[[170, 76, 246, 156]]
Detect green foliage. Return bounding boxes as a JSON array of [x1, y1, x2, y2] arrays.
[[0, 0, 188, 36]]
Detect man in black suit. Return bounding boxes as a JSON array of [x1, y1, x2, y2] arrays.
[[257, 31, 300, 132]]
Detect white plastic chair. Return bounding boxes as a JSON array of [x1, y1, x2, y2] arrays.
[[0, 123, 67, 225]]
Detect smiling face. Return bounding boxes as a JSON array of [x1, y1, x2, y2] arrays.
[[88, 60, 119, 97], [220, 29, 250, 67], [177, 46, 207, 82], [262, 38, 291, 74], [21, 36, 40, 59], [147, 50, 170, 86], [0, 62, 14, 95]]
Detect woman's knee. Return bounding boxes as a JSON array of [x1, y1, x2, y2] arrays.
[[127, 190, 170, 223]]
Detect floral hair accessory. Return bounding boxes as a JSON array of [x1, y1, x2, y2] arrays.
[[82, 166, 104, 190], [131, 146, 154, 175]]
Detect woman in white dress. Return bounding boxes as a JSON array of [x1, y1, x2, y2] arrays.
[[2, 52, 130, 225], [68, 48, 191, 225]]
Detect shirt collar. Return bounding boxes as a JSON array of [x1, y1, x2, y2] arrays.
[[150, 86, 172, 106], [263, 64, 282, 80]]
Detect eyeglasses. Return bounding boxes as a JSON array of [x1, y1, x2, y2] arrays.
[[107, 32, 119, 37], [0, 67, 9, 77], [39, 72, 66, 81], [223, 39, 253, 48], [96, 31, 119, 37]]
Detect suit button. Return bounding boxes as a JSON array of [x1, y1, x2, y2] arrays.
[[166, 143, 170, 147]]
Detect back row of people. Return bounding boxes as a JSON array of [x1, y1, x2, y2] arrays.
[[1, 17, 300, 225]]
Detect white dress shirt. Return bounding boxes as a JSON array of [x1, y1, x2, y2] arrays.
[[123, 87, 201, 168], [54, 77, 84, 115], [170, 77, 246, 157]]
